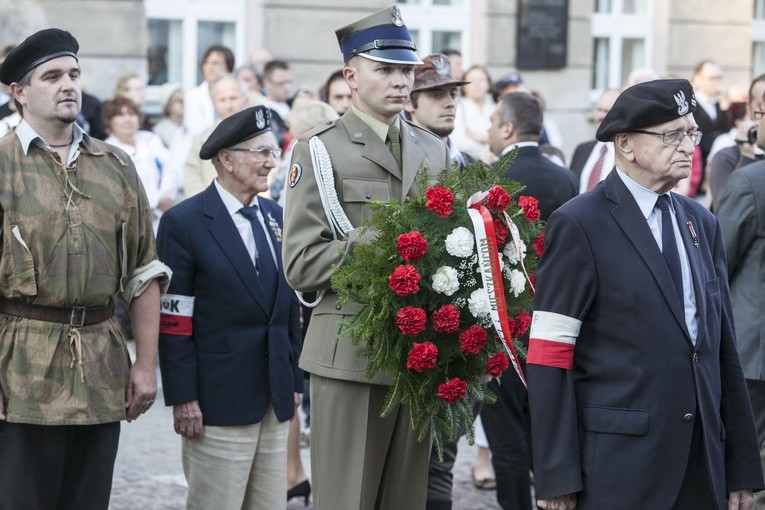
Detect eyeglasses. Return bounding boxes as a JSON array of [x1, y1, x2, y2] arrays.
[[632, 129, 702, 146], [227, 147, 283, 161], [753, 110, 765, 120]]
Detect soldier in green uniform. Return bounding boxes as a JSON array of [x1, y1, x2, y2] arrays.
[[282, 6, 451, 509], [0, 29, 171, 509]]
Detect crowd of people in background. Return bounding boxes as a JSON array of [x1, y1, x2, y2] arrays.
[[2, 40, 752, 212], [1, 17, 765, 510]]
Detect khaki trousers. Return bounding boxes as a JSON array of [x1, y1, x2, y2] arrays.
[[310, 375, 431, 510], [182, 405, 289, 510]]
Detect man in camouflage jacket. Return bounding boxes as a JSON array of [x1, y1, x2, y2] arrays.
[[0, 29, 171, 509]]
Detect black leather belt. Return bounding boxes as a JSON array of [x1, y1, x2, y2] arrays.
[[0, 299, 114, 326]]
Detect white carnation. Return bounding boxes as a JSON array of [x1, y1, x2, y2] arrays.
[[503, 239, 527, 265], [432, 266, 460, 296], [468, 288, 492, 318], [508, 269, 526, 297], [445, 227, 475, 258]]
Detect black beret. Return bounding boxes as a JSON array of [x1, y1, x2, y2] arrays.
[[199, 106, 272, 160], [0, 28, 79, 86], [596, 78, 697, 142]]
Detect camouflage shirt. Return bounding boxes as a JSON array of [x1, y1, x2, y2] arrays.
[[0, 122, 170, 425]]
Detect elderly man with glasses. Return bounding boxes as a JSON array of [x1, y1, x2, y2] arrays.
[[526, 79, 763, 510], [156, 105, 303, 510]]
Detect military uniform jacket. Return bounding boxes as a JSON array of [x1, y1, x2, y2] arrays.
[[526, 170, 763, 509], [157, 187, 303, 425], [0, 132, 168, 425], [282, 109, 450, 385]]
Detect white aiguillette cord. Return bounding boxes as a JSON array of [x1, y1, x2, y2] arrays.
[[294, 137, 355, 308]]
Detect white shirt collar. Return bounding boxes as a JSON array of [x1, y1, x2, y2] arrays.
[[501, 140, 538, 157], [16, 119, 90, 155], [214, 179, 261, 215], [615, 167, 671, 219]]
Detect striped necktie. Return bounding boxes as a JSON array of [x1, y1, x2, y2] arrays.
[[586, 144, 608, 191]]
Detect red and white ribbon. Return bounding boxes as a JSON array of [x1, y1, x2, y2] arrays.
[[467, 191, 529, 388]]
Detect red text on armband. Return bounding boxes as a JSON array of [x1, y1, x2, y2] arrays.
[[160, 294, 194, 335]]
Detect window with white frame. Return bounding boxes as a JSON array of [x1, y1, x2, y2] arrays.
[[397, 0, 470, 61], [753, 0, 765, 77], [144, 0, 244, 93], [591, 0, 652, 89]]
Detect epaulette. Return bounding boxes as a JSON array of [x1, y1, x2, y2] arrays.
[[299, 119, 337, 142]]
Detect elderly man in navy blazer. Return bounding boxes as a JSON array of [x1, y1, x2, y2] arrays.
[[527, 79, 764, 510], [157, 105, 302, 510]]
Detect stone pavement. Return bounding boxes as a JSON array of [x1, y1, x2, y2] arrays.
[[110, 350, 506, 509]]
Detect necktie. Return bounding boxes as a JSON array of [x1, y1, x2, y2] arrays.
[[655, 195, 684, 308], [387, 123, 402, 169], [239, 206, 277, 308], [586, 144, 608, 191]]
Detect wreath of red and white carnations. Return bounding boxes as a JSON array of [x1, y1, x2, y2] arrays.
[[331, 158, 544, 456]]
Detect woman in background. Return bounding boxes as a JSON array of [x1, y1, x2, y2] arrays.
[[451, 65, 496, 163], [153, 83, 185, 148], [103, 97, 178, 234], [113, 73, 152, 130]]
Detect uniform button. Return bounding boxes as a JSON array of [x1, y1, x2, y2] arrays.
[[683, 413, 694, 422], [692, 352, 700, 362]]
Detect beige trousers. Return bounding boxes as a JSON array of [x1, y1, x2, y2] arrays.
[[310, 375, 431, 510], [182, 405, 289, 510]]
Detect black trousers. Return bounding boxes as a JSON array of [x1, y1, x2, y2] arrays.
[[671, 415, 715, 510], [426, 400, 483, 510], [746, 379, 765, 509], [481, 371, 532, 510], [426, 437, 458, 510], [0, 421, 120, 510]]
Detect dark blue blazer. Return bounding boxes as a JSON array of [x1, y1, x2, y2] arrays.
[[499, 145, 578, 222], [527, 170, 763, 508], [157, 184, 302, 426]]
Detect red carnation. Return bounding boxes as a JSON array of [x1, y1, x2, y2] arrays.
[[486, 186, 511, 211], [407, 341, 439, 372], [459, 325, 488, 355], [396, 306, 427, 336], [388, 265, 421, 296], [504, 318, 517, 338], [432, 304, 461, 333], [486, 352, 510, 377], [494, 220, 509, 246], [515, 311, 532, 338], [397, 231, 428, 262], [518, 196, 541, 222], [437, 377, 468, 403], [425, 185, 454, 217], [533, 231, 545, 258]]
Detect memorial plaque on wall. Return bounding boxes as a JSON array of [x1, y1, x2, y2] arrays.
[[516, 0, 569, 70]]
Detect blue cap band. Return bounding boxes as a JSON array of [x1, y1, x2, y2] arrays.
[[340, 24, 417, 62]]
